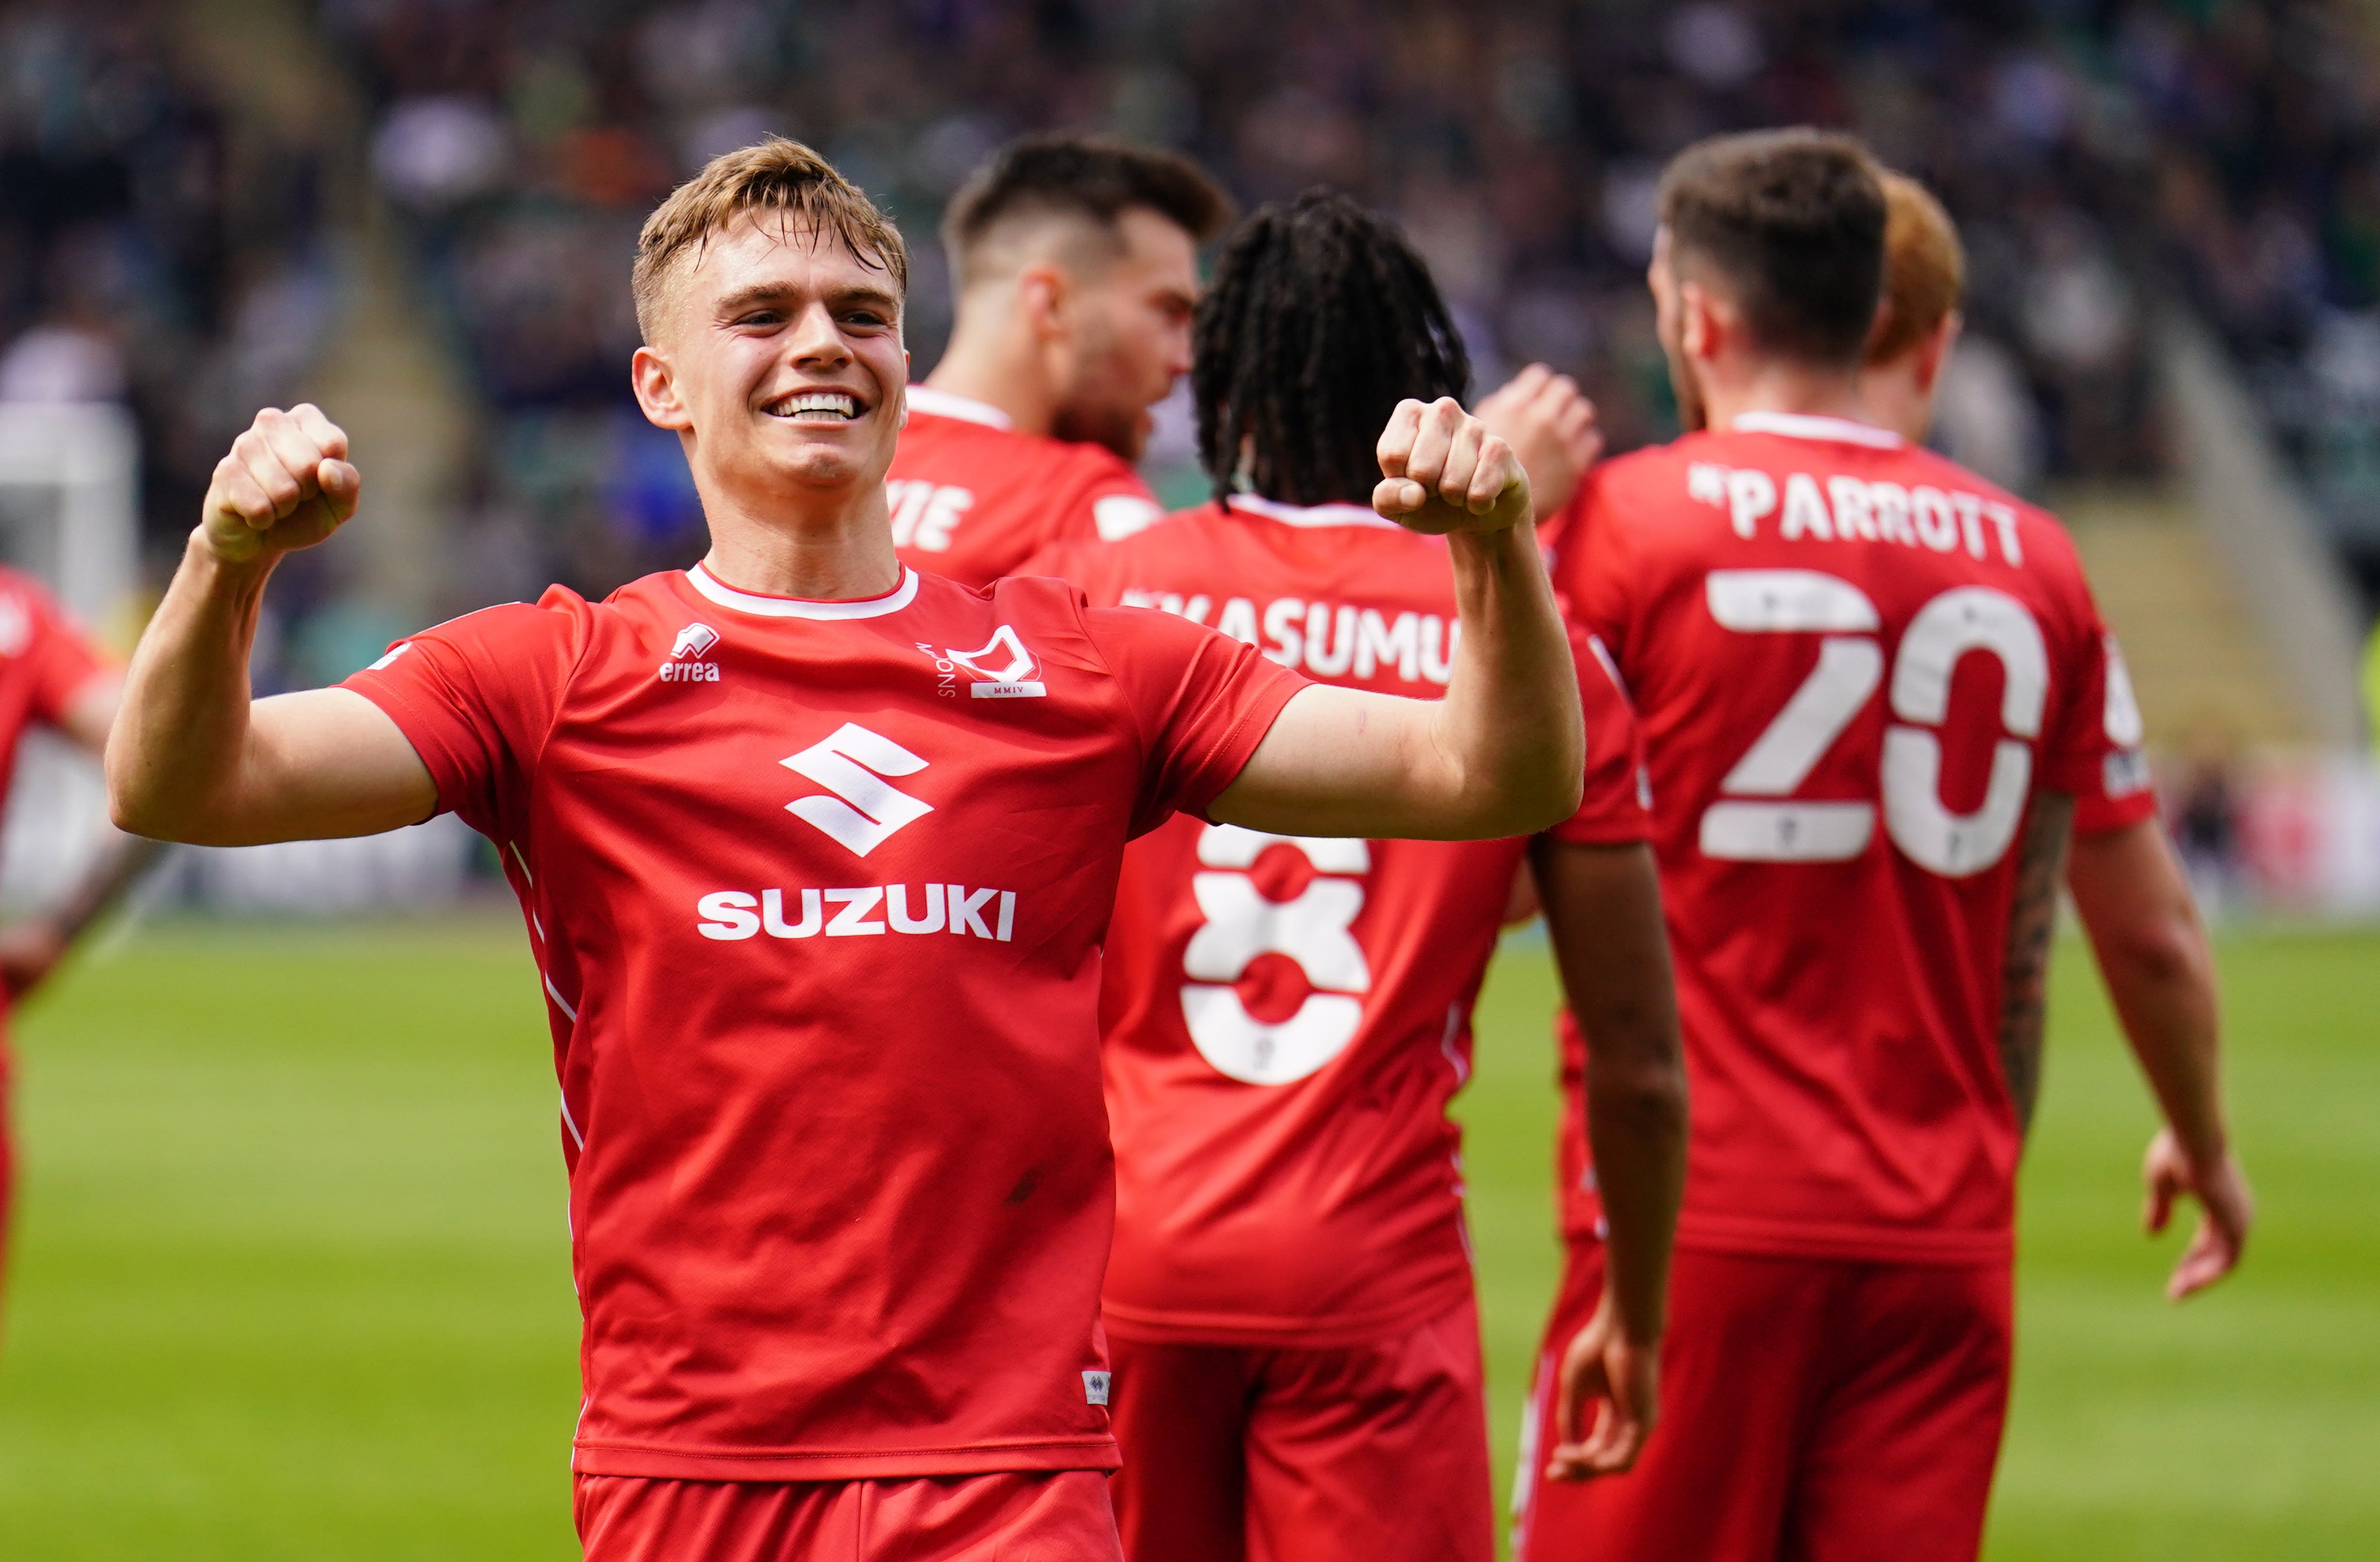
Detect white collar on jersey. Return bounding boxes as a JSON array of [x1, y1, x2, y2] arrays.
[[1729, 411, 1904, 449], [903, 385, 1013, 431], [1227, 493, 1404, 530], [685, 562, 920, 620]]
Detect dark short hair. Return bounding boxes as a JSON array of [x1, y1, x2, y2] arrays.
[[941, 133, 1232, 282], [1658, 128, 1887, 368], [1195, 189, 1470, 508]]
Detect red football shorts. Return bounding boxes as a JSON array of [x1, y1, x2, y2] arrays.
[[1106, 1292, 1494, 1562], [574, 1469, 1121, 1561], [1515, 1243, 2012, 1562]]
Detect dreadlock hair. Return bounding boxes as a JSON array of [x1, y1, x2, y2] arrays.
[[1195, 189, 1470, 509]]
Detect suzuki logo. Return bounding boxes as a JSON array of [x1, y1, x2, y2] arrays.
[[673, 623, 720, 659], [781, 723, 933, 856], [948, 625, 1046, 698]]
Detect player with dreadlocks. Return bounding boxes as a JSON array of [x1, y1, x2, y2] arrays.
[[1033, 190, 1688, 1562]]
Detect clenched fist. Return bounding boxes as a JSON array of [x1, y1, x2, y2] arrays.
[[1372, 397, 1532, 536], [201, 404, 361, 566], [1476, 363, 1603, 520]]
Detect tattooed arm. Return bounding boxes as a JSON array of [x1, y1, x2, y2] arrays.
[[2067, 815, 2252, 1299], [1999, 792, 2075, 1137]]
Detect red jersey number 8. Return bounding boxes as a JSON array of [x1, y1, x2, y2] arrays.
[[1180, 824, 1373, 1086], [1700, 569, 2049, 878]]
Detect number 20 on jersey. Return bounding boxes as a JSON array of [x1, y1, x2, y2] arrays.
[[1700, 568, 2050, 879]]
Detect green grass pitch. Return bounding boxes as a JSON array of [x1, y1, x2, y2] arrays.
[[0, 915, 2373, 1557]]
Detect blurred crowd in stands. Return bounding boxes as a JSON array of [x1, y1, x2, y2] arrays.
[[0, 3, 335, 649], [7, 0, 2380, 665]]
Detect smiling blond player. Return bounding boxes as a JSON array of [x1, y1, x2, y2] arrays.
[[105, 138, 1585, 1562]]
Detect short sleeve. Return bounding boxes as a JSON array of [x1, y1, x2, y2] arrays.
[[1083, 604, 1308, 836], [1545, 628, 1653, 845], [1, 574, 113, 724], [339, 589, 588, 843], [2067, 628, 2159, 837], [1016, 534, 1115, 596], [1039, 454, 1163, 557]]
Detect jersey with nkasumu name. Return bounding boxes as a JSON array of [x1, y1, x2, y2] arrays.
[[1550, 414, 2155, 1264], [1039, 496, 1649, 1345], [344, 562, 1303, 1480]]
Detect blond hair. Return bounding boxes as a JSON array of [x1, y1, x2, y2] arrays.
[[632, 137, 910, 343], [1868, 172, 1965, 365]]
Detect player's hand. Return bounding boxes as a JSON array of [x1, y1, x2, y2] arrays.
[[1374, 397, 1531, 536], [1545, 1286, 1660, 1481], [200, 405, 361, 566], [1475, 364, 1603, 521], [2143, 1128, 2253, 1300], [0, 918, 67, 1000]]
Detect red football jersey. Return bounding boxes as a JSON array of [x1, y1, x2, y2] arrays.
[[1552, 412, 2155, 1264], [1043, 496, 1650, 1344], [0, 566, 108, 803], [885, 386, 1165, 588], [344, 563, 1303, 1480]]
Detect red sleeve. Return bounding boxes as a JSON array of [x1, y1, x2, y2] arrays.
[[7, 576, 114, 724], [1551, 470, 1637, 657], [1082, 603, 1308, 836], [339, 589, 589, 843], [1038, 451, 1164, 555], [1545, 626, 1653, 845], [1016, 535, 1112, 596], [2068, 628, 2158, 837]]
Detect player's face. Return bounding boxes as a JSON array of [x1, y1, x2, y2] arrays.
[[636, 215, 909, 505], [1649, 225, 1708, 434], [1050, 208, 1199, 461]]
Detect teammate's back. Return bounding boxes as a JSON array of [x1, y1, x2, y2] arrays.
[[1053, 189, 1677, 1562], [1521, 129, 2162, 1562], [1066, 495, 1636, 1337], [1557, 415, 2132, 1260]]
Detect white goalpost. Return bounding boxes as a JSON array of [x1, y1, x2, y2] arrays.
[[0, 403, 139, 915]]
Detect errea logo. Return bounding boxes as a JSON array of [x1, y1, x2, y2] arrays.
[[782, 723, 933, 856], [661, 621, 722, 683]]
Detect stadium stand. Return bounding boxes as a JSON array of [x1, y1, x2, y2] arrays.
[[313, 3, 2380, 602]]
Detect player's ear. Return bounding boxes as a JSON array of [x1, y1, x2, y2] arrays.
[[1017, 262, 1069, 340], [632, 345, 692, 432], [1678, 280, 1717, 363]]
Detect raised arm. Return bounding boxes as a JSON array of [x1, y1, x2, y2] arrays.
[[2066, 815, 2252, 1299], [1210, 398, 1585, 839], [107, 406, 435, 847], [1476, 362, 1604, 521], [1530, 838, 1687, 1480]]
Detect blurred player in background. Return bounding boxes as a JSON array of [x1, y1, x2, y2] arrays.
[[886, 135, 1231, 585], [1860, 169, 2248, 1288], [1036, 191, 1686, 1562], [105, 138, 1587, 1561], [0, 569, 152, 1314], [1517, 130, 2251, 1562]]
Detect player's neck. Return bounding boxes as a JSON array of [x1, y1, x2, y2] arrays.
[[923, 316, 1055, 438], [698, 483, 904, 602], [1698, 360, 1871, 436], [1855, 359, 1934, 446]]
